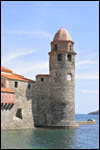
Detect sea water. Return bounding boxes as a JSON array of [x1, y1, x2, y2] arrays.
[[1, 114, 99, 149]]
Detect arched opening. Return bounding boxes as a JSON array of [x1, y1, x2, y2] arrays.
[[67, 73, 72, 80], [68, 54, 72, 61], [69, 45, 72, 51], [15, 81, 18, 88], [28, 83, 31, 89], [57, 54, 62, 61], [55, 44, 57, 50]]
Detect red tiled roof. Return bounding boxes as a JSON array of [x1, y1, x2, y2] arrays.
[[12, 73, 24, 78], [12, 73, 35, 82], [1, 66, 13, 73], [1, 87, 15, 94], [1, 66, 35, 82], [1, 73, 35, 82]]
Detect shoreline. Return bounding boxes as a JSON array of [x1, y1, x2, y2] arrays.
[[1, 120, 96, 130]]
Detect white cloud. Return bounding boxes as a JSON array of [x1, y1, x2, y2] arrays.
[[18, 61, 49, 74], [76, 60, 98, 67], [8, 61, 99, 80], [2, 49, 36, 64], [8, 61, 49, 80], [5, 30, 52, 39], [80, 89, 99, 94], [76, 73, 99, 80]]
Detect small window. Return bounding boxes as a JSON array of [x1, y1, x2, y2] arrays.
[[41, 78, 44, 82], [15, 81, 18, 88], [28, 83, 31, 89], [16, 109, 23, 119], [55, 44, 57, 50], [57, 54, 62, 61], [68, 54, 72, 61], [69, 45, 72, 51]]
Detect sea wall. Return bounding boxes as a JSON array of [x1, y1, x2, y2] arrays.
[[76, 121, 96, 125]]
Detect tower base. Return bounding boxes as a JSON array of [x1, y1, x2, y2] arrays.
[[35, 122, 79, 129]]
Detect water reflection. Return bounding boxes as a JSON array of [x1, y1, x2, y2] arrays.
[[1, 115, 99, 149], [29, 128, 78, 149], [1, 128, 78, 149]]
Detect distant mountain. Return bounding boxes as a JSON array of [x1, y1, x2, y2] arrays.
[[88, 110, 99, 115]]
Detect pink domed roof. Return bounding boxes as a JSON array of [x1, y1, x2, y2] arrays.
[[53, 28, 72, 41]]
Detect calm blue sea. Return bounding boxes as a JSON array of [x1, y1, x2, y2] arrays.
[[1, 114, 99, 149]]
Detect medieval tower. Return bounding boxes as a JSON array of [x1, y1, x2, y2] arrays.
[[34, 27, 78, 128]]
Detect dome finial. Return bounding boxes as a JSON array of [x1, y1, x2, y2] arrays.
[[53, 27, 72, 41]]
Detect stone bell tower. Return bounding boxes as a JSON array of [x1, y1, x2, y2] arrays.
[[48, 27, 78, 128]]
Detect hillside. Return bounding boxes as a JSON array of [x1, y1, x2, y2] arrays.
[[88, 110, 99, 115]]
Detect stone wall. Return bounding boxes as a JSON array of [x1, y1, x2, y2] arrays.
[[49, 50, 77, 128], [1, 102, 34, 129], [6, 79, 34, 101], [1, 78, 35, 129], [34, 75, 51, 126], [34, 38, 78, 128], [1, 92, 15, 129], [1, 105, 16, 129]]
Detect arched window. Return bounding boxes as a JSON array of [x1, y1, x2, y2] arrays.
[[58, 54, 62, 61], [67, 73, 72, 81], [15, 81, 18, 88], [69, 45, 72, 51], [55, 44, 57, 50], [28, 83, 31, 89], [67, 54, 72, 61]]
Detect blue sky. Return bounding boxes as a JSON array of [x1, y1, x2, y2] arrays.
[[1, 1, 99, 114]]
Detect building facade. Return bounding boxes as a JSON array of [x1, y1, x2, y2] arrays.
[[1, 66, 35, 129], [1, 28, 78, 129]]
